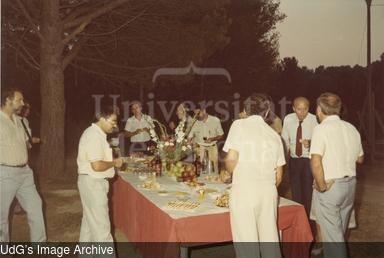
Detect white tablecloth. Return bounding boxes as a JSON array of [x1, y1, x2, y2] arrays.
[[118, 172, 300, 219]]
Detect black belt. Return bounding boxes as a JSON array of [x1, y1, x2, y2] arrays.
[[0, 163, 27, 168]]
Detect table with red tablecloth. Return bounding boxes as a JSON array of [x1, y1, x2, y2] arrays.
[[111, 174, 313, 258]]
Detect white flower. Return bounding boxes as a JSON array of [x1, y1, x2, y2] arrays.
[[169, 142, 174, 146], [158, 143, 164, 149], [165, 142, 170, 146], [150, 129, 157, 137], [181, 146, 187, 151]]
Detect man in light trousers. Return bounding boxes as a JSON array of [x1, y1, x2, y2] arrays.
[[310, 92, 364, 258], [0, 88, 46, 242], [77, 104, 122, 257]]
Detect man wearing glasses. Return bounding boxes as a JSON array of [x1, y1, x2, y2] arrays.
[[77, 104, 123, 244]]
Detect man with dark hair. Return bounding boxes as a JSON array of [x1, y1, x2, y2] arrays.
[[19, 102, 41, 148], [189, 103, 224, 174], [224, 93, 285, 258], [124, 101, 153, 153], [77, 104, 123, 243], [310, 92, 363, 258], [281, 97, 318, 216], [0, 88, 46, 242]]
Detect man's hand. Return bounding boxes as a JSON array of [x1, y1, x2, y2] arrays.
[[313, 179, 334, 192], [142, 127, 150, 133], [169, 121, 176, 130], [204, 138, 213, 144], [301, 139, 311, 149], [31, 137, 41, 144], [113, 158, 123, 168]]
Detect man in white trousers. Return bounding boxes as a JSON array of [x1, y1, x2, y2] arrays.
[[77, 104, 122, 255], [224, 93, 285, 258]]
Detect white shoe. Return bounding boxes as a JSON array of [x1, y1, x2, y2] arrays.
[[311, 246, 323, 256]]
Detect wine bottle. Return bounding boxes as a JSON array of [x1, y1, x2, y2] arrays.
[[155, 155, 162, 177]]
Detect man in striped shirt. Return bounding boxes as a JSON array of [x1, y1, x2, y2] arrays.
[[0, 88, 46, 242]]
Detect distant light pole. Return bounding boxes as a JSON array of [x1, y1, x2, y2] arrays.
[[365, 0, 375, 162]]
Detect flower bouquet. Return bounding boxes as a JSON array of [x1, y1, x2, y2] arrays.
[[147, 115, 197, 175]]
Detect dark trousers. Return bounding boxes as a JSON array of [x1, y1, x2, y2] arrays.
[[289, 157, 313, 216], [129, 141, 149, 153]]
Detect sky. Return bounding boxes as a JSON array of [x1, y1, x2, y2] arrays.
[[276, 0, 384, 68]]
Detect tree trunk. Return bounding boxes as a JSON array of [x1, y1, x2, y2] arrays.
[[39, 0, 66, 177]]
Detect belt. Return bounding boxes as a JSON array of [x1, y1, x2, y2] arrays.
[[333, 175, 356, 181], [78, 174, 111, 180], [0, 163, 27, 168]]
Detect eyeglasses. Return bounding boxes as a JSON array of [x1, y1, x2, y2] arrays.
[[105, 118, 117, 126]]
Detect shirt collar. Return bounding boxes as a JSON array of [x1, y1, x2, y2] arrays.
[[0, 110, 16, 122], [246, 115, 264, 122], [295, 113, 310, 123], [322, 115, 340, 123], [91, 123, 107, 138], [199, 115, 211, 124]]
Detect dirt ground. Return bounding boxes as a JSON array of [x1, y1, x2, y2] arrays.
[[9, 158, 384, 255]]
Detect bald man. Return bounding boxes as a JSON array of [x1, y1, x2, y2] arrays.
[[282, 97, 318, 216]]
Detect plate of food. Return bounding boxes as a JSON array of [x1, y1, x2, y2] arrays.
[[204, 188, 218, 193], [203, 175, 222, 183], [139, 180, 161, 190], [166, 201, 200, 211], [158, 190, 169, 196], [184, 181, 205, 188], [215, 192, 229, 208]]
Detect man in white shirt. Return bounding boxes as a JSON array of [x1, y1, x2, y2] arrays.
[[0, 88, 46, 242], [310, 93, 363, 258], [77, 104, 123, 244], [282, 97, 318, 215], [189, 106, 224, 174], [224, 93, 285, 258], [124, 102, 153, 153]]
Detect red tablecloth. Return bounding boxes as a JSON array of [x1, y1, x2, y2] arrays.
[[111, 176, 313, 258]]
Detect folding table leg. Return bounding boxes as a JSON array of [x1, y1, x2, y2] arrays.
[[180, 246, 189, 258]]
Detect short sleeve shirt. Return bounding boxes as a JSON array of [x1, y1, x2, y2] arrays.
[[310, 115, 363, 180], [124, 115, 153, 142], [189, 115, 224, 146], [0, 111, 28, 165], [77, 123, 115, 178], [223, 115, 286, 185]]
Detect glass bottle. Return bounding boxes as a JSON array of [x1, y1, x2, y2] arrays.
[[155, 155, 162, 177]]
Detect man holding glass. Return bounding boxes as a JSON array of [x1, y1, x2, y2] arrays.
[[282, 97, 318, 215], [189, 105, 224, 174]]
